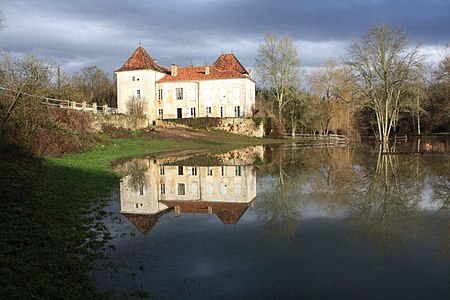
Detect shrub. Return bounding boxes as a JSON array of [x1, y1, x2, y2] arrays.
[[126, 96, 145, 116], [1, 97, 99, 156]]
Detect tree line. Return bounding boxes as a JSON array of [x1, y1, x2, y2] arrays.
[[0, 51, 116, 155], [0, 52, 116, 107], [255, 25, 450, 142], [1, 19, 449, 154]]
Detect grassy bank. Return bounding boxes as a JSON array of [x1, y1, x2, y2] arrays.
[[0, 129, 282, 299]]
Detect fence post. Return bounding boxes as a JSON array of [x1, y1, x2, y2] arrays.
[[102, 104, 108, 115], [82, 101, 87, 111], [71, 101, 76, 110], [92, 103, 97, 114]]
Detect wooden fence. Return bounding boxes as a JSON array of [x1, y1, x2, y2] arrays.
[[41, 97, 117, 115], [0, 86, 117, 115], [285, 133, 347, 146]]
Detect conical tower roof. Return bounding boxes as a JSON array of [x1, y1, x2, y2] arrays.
[[213, 53, 248, 74], [121, 209, 169, 236], [116, 46, 168, 73]]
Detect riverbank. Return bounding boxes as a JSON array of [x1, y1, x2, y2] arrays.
[[0, 127, 283, 299]]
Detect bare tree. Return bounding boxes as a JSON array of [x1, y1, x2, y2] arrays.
[[308, 59, 361, 136], [426, 45, 450, 132], [0, 52, 52, 135], [284, 90, 305, 137], [309, 59, 340, 102], [345, 25, 423, 144], [126, 96, 145, 116], [255, 33, 301, 123], [403, 70, 427, 135], [72, 66, 115, 105]]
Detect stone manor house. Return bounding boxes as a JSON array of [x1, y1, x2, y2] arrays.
[[115, 46, 256, 123]]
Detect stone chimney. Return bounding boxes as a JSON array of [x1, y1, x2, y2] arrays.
[[248, 68, 253, 79], [171, 64, 178, 76], [205, 66, 210, 75]]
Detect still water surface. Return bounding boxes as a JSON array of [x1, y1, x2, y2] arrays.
[[94, 137, 450, 299]]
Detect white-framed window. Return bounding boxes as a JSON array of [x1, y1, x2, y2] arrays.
[[232, 87, 240, 100], [158, 109, 163, 120], [234, 106, 241, 117], [220, 183, 227, 195], [189, 167, 197, 176], [234, 184, 242, 194], [219, 88, 226, 99], [158, 89, 163, 101], [160, 183, 166, 194], [176, 88, 183, 100], [191, 182, 198, 195], [221, 166, 225, 176], [136, 89, 141, 99], [207, 167, 213, 176], [139, 186, 144, 195], [132, 76, 135, 81], [188, 89, 196, 101], [177, 183, 186, 195], [159, 165, 165, 175], [190, 107, 196, 117], [204, 88, 212, 101], [206, 107, 212, 117], [220, 106, 224, 117], [206, 183, 213, 194], [178, 166, 183, 175], [235, 166, 242, 176]]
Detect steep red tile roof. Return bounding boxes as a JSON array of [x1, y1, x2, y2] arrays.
[[213, 53, 248, 74], [157, 65, 248, 82], [160, 200, 251, 225], [116, 46, 168, 73], [122, 209, 169, 235]]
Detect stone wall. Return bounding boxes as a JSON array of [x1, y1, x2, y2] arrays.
[[91, 114, 266, 138], [215, 117, 265, 138], [92, 114, 148, 131], [156, 117, 265, 138]]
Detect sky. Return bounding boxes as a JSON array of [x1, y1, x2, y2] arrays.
[[0, 0, 449, 79]]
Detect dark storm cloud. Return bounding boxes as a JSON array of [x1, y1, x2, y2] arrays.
[[0, 0, 448, 74]]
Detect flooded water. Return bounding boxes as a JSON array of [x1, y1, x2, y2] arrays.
[[93, 137, 450, 299]]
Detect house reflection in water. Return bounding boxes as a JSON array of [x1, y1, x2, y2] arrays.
[[118, 146, 262, 235]]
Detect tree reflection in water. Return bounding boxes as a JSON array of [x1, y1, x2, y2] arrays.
[[255, 166, 303, 241], [256, 139, 449, 256], [114, 159, 149, 192], [427, 154, 450, 258], [347, 144, 424, 255], [254, 145, 305, 241]]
